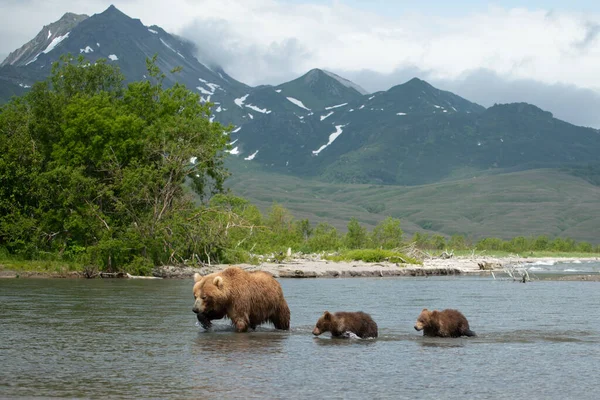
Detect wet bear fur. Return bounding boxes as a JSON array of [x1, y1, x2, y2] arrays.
[[192, 267, 290, 332], [414, 308, 476, 338], [312, 311, 378, 339]]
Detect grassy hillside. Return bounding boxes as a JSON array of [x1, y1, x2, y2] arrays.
[[226, 161, 600, 243]]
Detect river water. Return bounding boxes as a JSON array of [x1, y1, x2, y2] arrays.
[[1, 266, 600, 399]]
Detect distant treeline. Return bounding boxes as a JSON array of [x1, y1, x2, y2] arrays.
[[412, 232, 599, 254]]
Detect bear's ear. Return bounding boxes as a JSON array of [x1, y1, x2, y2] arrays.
[[422, 308, 428, 312], [213, 276, 224, 289], [193, 273, 203, 282], [323, 311, 332, 320]]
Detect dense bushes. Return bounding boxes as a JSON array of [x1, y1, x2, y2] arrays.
[[0, 55, 230, 271]]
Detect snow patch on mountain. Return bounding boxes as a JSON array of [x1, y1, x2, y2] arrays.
[[196, 86, 212, 95], [235, 94, 249, 107], [244, 150, 259, 161], [206, 82, 220, 93], [43, 32, 70, 54], [325, 103, 348, 110], [312, 124, 346, 155], [79, 46, 94, 53], [159, 38, 185, 59], [286, 97, 311, 110], [246, 104, 272, 114], [320, 111, 334, 121], [108, 54, 118, 61], [148, 28, 158, 34]]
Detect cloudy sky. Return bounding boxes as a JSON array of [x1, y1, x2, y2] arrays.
[[2, 0, 600, 127]]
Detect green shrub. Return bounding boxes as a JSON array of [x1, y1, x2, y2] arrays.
[[371, 217, 403, 249], [344, 218, 368, 249]]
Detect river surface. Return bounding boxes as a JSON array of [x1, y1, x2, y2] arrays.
[[1, 266, 600, 399]]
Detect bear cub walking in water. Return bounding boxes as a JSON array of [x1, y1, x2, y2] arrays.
[[414, 308, 476, 338], [312, 311, 378, 339]]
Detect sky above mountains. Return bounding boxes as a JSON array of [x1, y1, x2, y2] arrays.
[[2, 0, 600, 127]]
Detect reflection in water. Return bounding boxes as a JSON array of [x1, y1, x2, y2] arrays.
[[312, 336, 378, 347], [417, 337, 467, 348], [193, 330, 289, 357]]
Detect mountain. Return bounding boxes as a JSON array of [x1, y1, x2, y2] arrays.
[[1, 12, 89, 67], [226, 76, 600, 185], [2, 5, 600, 189], [274, 68, 366, 110], [0, 5, 250, 123], [2, 4, 600, 242]]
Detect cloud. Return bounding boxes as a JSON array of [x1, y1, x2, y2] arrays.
[[181, 18, 313, 85], [575, 21, 600, 49], [3, 1, 600, 89], [169, 2, 600, 90]]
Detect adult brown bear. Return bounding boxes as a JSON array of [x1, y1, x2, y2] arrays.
[[414, 308, 476, 337], [192, 267, 290, 332], [312, 311, 378, 339]]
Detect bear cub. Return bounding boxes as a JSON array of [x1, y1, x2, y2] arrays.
[[312, 311, 378, 339], [414, 308, 476, 338]]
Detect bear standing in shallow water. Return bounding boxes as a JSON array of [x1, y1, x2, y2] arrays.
[[312, 311, 378, 339], [414, 308, 476, 338], [192, 267, 290, 332]]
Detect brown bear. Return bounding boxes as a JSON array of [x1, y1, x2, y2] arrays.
[[312, 311, 378, 339], [414, 308, 476, 337], [192, 267, 290, 332]]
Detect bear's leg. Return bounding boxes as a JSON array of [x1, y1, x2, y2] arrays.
[[270, 308, 290, 330]]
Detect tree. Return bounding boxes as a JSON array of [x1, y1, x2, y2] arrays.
[[345, 218, 367, 249], [448, 234, 467, 250], [371, 217, 403, 249], [307, 223, 341, 252], [295, 219, 312, 242], [0, 54, 231, 270]]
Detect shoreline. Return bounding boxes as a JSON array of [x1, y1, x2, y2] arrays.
[[1, 255, 599, 280]]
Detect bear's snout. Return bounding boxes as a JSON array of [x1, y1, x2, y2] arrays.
[[312, 327, 321, 336], [192, 307, 199, 314]]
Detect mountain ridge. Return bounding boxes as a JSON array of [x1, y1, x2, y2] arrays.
[[1, 5, 599, 189], [1, 12, 88, 67]]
